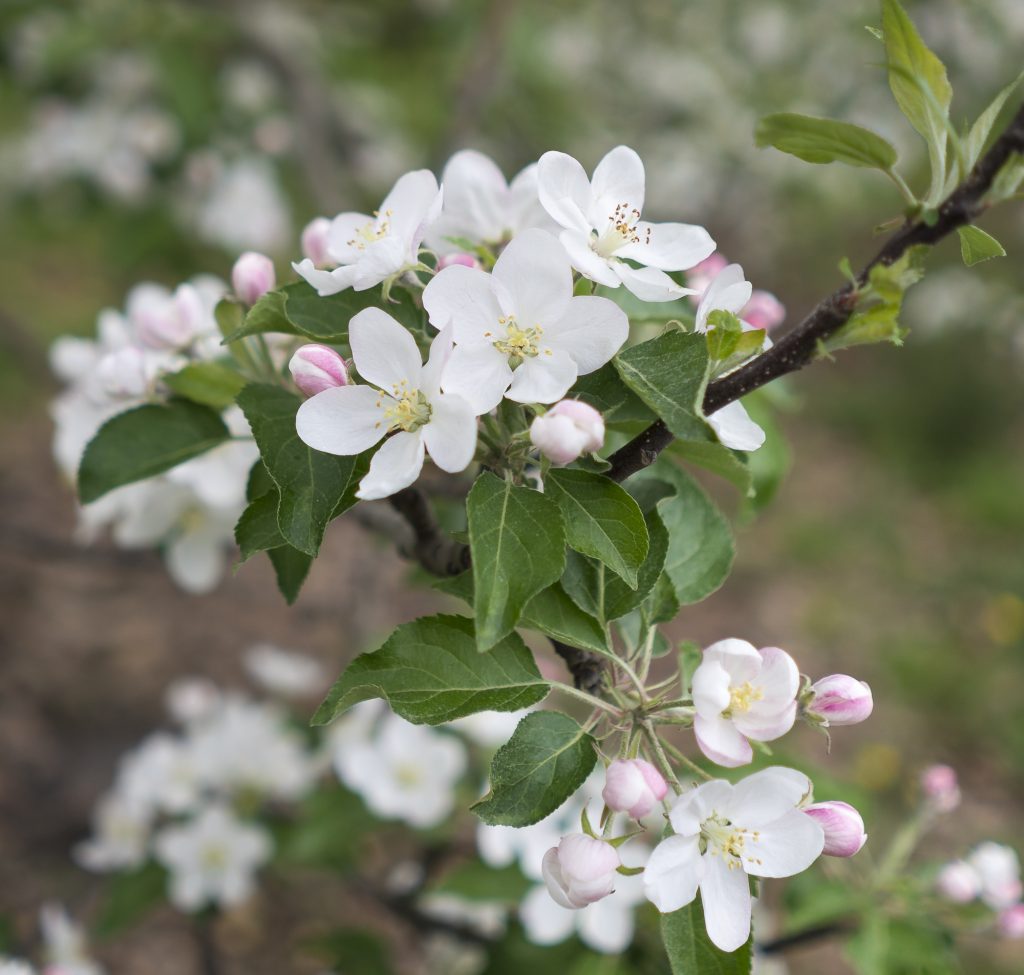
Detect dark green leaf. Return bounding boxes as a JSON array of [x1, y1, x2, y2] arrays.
[[603, 508, 671, 621], [163, 361, 247, 409], [235, 489, 286, 560], [267, 544, 313, 604], [670, 440, 752, 496], [661, 897, 753, 975], [473, 711, 596, 826], [572, 363, 656, 424], [78, 400, 230, 504], [755, 113, 898, 169]]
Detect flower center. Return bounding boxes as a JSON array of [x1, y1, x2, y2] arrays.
[[491, 315, 545, 368], [593, 202, 650, 257], [347, 208, 393, 251], [727, 681, 764, 715], [378, 381, 432, 433], [394, 763, 423, 787], [200, 844, 229, 871], [700, 813, 763, 870]]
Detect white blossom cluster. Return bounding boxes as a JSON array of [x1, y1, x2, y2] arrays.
[[0, 904, 103, 975]]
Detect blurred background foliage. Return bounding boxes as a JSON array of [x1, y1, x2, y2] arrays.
[[0, 0, 1022, 972]]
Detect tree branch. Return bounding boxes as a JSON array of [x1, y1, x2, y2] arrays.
[[388, 488, 470, 577], [606, 102, 1024, 484]]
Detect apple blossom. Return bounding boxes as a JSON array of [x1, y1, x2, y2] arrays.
[[300, 216, 332, 266], [803, 801, 867, 857], [921, 763, 961, 812], [691, 639, 800, 767], [542, 834, 620, 909], [449, 708, 533, 748], [742, 289, 786, 331], [807, 674, 874, 727], [694, 262, 754, 334], [530, 400, 605, 465], [296, 308, 481, 499], [644, 767, 823, 951], [968, 842, 1023, 909], [129, 281, 205, 350], [998, 904, 1024, 939], [154, 804, 272, 911], [293, 169, 443, 294], [706, 400, 766, 453], [602, 758, 668, 819], [936, 860, 982, 903], [289, 343, 349, 397], [685, 252, 729, 299], [165, 677, 222, 727], [244, 644, 326, 698], [537, 145, 714, 301], [116, 732, 202, 815], [39, 904, 103, 975], [94, 346, 155, 400], [427, 149, 556, 255], [74, 792, 152, 872], [423, 229, 629, 412], [231, 250, 275, 305]]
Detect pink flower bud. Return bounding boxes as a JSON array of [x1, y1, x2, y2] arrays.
[[542, 834, 620, 909], [602, 758, 668, 819], [999, 904, 1024, 939], [437, 252, 481, 271], [301, 217, 332, 266], [289, 344, 348, 397], [530, 400, 605, 466], [231, 252, 276, 306], [808, 674, 873, 726], [921, 764, 960, 813], [741, 290, 786, 331], [95, 346, 152, 399], [804, 801, 867, 857], [936, 861, 982, 903]]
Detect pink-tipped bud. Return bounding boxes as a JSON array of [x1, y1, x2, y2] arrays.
[[999, 904, 1024, 939], [95, 346, 152, 399], [936, 861, 982, 903], [804, 801, 867, 857], [541, 834, 620, 909], [437, 252, 481, 271], [289, 344, 348, 397], [301, 217, 332, 266], [921, 764, 960, 813], [808, 674, 873, 727], [530, 400, 605, 466], [231, 252, 276, 306], [602, 758, 668, 819], [741, 290, 786, 331]]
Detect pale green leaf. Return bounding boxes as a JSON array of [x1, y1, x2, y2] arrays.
[[755, 113, 898, 170], [163, 361, 247, 409], [957, 225, 1006, 266]]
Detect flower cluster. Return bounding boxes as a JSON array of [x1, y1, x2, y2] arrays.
[[0, 904, 104, 975]]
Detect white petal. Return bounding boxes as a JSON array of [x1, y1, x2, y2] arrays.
[[727, 768, 811, 828], [506, 349, 578, 405], [667, 780, 733, 837], [617, 221, 715, 272], [296, 384, 388, 455], [292, 259, 360, 296], [356, 431, 426, 500], [537, 151, 594, 233], [588, 145, 645, 228], [579, 890, 637, 953], [544, 295, 629, 375], [693, 714, 752, 768], [422, 264, 502, 339], [441, 342, 513, 414], [744, 809, 824, 878], [352, 237, 410, 290], [696, 264, 752, 331], [166, 528, 225, 595], [643, 835, 702, 913], [732, 702, 796, 742], [326, 212, 374, 263], [423, 394, 478, 472], [691, 659, 732, 718], [703, 639, 761, 684], [699, 853, 751, 953], [707, 401, 766, 452], [492, 229, 572, 327], [520, 885, 577, 944], [421, 325, 455, 396], [559, 230, 620, 287], [613, 262, 690, 303], [379, 169, 443, 248], [508, 163, 559, 236], [349, 307, 424, 391], [435, 149, 509, 245], [746, 646, 800, 716]]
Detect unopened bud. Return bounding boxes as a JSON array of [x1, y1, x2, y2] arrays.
[[936, 861, 981, 903], [289, 344, 348, 397], [542, 834, 620, 909], [437, 252, 481, 271], [602, 759, 668, 819], [807, 674, 873, 727], [231, 252, 276, 306], [530, 400, 605, 466], [742, 290, 786, 331], [921, 764, 960, 813], [301, 217, 332, 266], [804, 801, 867, 857]]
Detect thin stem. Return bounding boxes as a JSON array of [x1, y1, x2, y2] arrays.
[[640, 720, 682, 794], [660, 738, 713, 782], [885, 167, 919, 208], [549, 680, 621, 716]]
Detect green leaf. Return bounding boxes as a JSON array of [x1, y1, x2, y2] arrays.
[[755, 113, 898, 170], [603, 507, 671, 621], [267, 544, 313, 604], [961, 70, 1024, 177], [311, 614, 549, 726], [661, 897, 753, 975], [613, 331, 713, 443], [78, 400, 230, 504], [430, 861, 533, 903], [214, 297, 245, 339], [163, 361, 247, 409], [235, 489, 286, 560], [468, 472, 566, 652], [237, 383, 360, 556], [988, 151, 1024, 204], [473, 711, 596, 826], [670, 440, 752, 496], [957, 225, 1006, 266], [572, 362, 656, 425], [545, 469, 649, 588], [94, 863, 167, 938]]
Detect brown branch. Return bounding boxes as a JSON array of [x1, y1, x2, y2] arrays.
[[606, 101, 1024, 484], [388, 487, 470, 577]]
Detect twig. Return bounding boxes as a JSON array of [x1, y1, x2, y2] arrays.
[[758, 920, 855, 955], [388, 487, 471, 576]]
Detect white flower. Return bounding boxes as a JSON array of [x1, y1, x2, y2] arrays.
[[537, 146, 714, 302], [334, 711, 467, 829], [0, 960, 35, 975], [294, 170, 442, 294], [936, 860, 982, 903], [418, 894, 507, 939], [448, 708, 531, 748], [165, 677, 223, 727], [154, 804, 272, 912], [74, 792, 153, 873], [244, 644, 326, 697], [296, 309, 480, 500], [691, 639, 800, 768], [423, 229, 628, 413], [968, 842, 1023, 909], [195, 156, 291, 255], [706, 400, 766, 453], [694, 263, 754, 333], [39, 904, 103, 975], [643, 767, 824, 952], [116, 732, 202, 815], [427, 149, 556, 255]]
